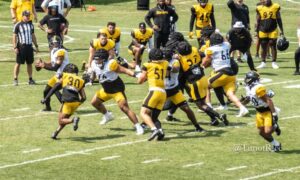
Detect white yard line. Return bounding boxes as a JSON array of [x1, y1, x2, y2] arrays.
[[240, 165, 300, 180], [101, 155, 120, 160], [0, 80, 48, 87], [22, 148, 41, 154], [286, 0, 300, 4], [142, 159, 162, 164], [226, 166, 247, 171], [10, 107, 30, 112], [182, 162, 204, 168]]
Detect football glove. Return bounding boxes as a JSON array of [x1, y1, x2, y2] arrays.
[[188, 32, 194, 39]]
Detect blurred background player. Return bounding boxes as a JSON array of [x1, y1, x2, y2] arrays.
[[242, 71, 281, 152], [227, 0, 250, 63], [99, 22, 121, 56], [38, 3, 69, 49], [189, 0, 216, 47], [35, 36, 69, 111], [138, 48, 169, 141], [203, 33, 249, 117], [227, 21, 256, 71], [122, 22, 153, 72], [256, 0, 284, 69], [10, 0, 37, 24], [165, 0, 176, 33], [41, 0, 72, 17], [42, 64, 85, 139], [176, 41, 228, 126], [145, 0, 178, 48], [90, 50, 144, 135], [13, 10, 39, 86]]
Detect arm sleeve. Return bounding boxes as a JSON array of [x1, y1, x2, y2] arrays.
[[145, 9, 154, 28], [31, 24, 34, 34], [13, 23, 19, 34], [190, 7, 196, 32], [210, 6, 216, 29], [227, 0, 235, 9], [246, 6, 250, 25], [39, 16, 48, 25]]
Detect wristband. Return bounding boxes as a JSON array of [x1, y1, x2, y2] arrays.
[[272, 112, 277, 116]]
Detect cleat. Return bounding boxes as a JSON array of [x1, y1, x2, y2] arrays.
[[13, 80, 18, 86], [236, 107, 249, 117], [293, 71, 300, 75], [148, 129, 160, 141], [220, 114, 229, 126], [211, 119, 219, 126], [195, 127, 205, 133], [272, 62, 279, 69], [157, 129, 165, 141], [81, 61, 86, 71], [256, 62, 266, 69], [28, 79, 36, 85], [42, 106, 52, 112], [165, 116, 180, 122], [237, 58, 243, 63], [214, 105, 228, 111], [136, 124, 144, 135], [51, 131, 58, 140], [272, 143, 282, 152], [99, 111, 114, 125], [73, 117, 80, 131]]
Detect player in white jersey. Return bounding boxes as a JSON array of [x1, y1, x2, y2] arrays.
[[41, 0, 72, 17], [90, 49, 144, 135], [242, 71, 281, 152], [203, 33, 248, 117], [163, 49, 204, 132], [35, 36, 69, 111]]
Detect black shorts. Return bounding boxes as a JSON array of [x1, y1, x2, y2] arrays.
[[16, 45, 34, 64]]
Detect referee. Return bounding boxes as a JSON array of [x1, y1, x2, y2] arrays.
[[145, 0, 178, 48], [13, 10, 39, 86]]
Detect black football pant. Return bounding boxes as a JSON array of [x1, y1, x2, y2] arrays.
[[154, 31, 170, 48], [295, 47, 300, 72]]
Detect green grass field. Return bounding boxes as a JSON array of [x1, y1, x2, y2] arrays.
[[1, 0, 300, 179]]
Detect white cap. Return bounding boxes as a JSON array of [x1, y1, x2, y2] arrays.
[[233, 21, 245, 28]]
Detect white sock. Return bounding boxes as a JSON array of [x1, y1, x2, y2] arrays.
[[271, 139, 279, 146], [151, 127, 157, 131], [135, 123, 141, 129], [168, 112, 173, 116], [104, 111, 110, 118]]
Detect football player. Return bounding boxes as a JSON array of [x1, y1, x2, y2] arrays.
[[256, 0, 284, 69], [176, 41, 228, 126], [294, 24, 300, 75], [99, 22, 121, 56], [124, 22, 153, 72], [41, 64, 86, 139], [242, 71, 281, 152], [138, 48, 169, 141], [203, 33, 249, 117], [88, 33, 115, 68], [163, 49, 204, 132], [35, 36, 69, 111], [90, 50, 144, 135], [189, 0, 216, 47]]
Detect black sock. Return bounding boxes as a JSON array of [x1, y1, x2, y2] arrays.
[[214, 87, 226, 106], [29, 77, 33, 81], [247, 52, 255, 70], [263, 135, 274, 143], [14, 78, 17, 80], [295, 48, 300, 72], [205, 106, 220, 119], [194, 124, 201, 130]]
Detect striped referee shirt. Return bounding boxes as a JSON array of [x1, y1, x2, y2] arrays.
[[13, 21, 34, 45]]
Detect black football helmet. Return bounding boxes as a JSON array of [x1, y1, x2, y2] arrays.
[[176, 41, 192, 56], [94, 49, 109, 61], [244, 71, 260, 86], [162, 48, 173, 61], [198, 0, 208, 3], [50, 35, 62, 49], [210, 33, 224, 46], [149, 48, 164, 61], [63, 63, 79, 74], [277, 36, 289, 51]]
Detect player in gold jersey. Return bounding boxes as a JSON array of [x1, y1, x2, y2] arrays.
[[256, 0, 284, 69], [176, 41, 228, 126], [99, 22, 121, 56], [138, 48, 170, 141], [189, 0, 216, 47], [41, 64, 86, 139]]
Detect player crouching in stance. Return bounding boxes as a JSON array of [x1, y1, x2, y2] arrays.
[[41, 64, 86, 139], [35, 36, 69, 111], [203, 33, 249, 117], [138, 48, 169, 141], [90, 50, 144, 135], [176, 41, 228, 126], [242, 71, 281, 152]]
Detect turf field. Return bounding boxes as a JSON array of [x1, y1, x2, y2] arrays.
[[0, 0, 300, 179]]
